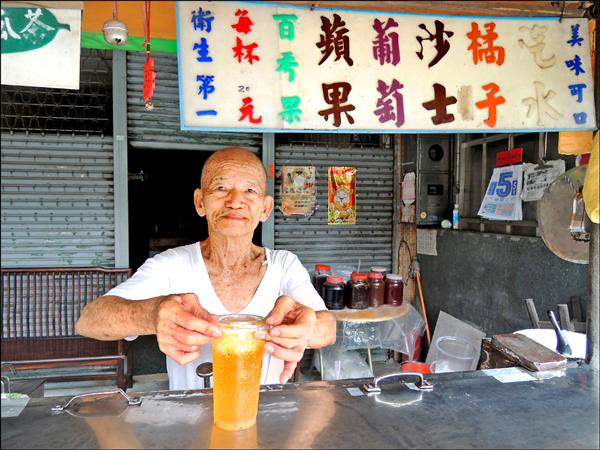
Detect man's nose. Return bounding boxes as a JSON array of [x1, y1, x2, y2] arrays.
[[224, 188, 244, 207]]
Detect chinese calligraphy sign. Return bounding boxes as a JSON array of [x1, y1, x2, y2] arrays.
[[1, 7, 81, 89], [177, 1, 596, 132]]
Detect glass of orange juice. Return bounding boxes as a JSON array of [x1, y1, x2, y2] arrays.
[[212, 314, 269, 431]]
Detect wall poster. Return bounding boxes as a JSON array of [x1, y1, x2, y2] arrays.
[[478, 164, 524, 220], [176, 1, 596, 133], [328, 167, 356, 225], [280, 166, 316, 217]]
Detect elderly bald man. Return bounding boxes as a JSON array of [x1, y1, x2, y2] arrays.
[[76, 147, 336, 389]]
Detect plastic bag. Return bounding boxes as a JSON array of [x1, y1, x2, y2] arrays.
[[338, 303, 425, 360], [314, 347, 373, 380]]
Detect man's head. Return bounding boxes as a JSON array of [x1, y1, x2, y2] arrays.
[[194, 147, 274, 239]]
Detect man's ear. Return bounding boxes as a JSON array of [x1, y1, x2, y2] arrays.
[[260, 195, 275, 222], [194, 188, 206, 217]]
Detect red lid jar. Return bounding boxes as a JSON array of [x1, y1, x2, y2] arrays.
[[348, 272, 369, 309], [323, 276, 345, 310], [384, 273, 404, 306], [368, 272, 385, 307]]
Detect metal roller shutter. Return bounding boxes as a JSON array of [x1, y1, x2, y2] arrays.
[[126, 51, 261, 151], [274, 139, 394, 271], [1, 133, 115, 267]]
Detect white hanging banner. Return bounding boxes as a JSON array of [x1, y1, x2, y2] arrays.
[[1, 7, 81, 89], [176, 1, 596, 133], [478, 164, 524, 221]]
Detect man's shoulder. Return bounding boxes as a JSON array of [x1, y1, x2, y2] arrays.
[[267, 248, 303, 270], [154, 242, 200, 265]]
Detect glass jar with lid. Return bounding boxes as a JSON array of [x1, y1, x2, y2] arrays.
[[323, 276, 345, 310], [370, 266, 388, 275], [343, 271, 361, 308], [367, 272, 385, 307], [348, 272, 369, 309], [384, 273, 404, 306], [313, 264, 332, 298]]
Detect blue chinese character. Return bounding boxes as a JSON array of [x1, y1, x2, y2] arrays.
[[193, 38, 213, 62], [568, 83, 587, 103], [196, 75, 215, 100], [565, 55, 585, 76], [573, 112, 587, 124], [191, 7, 214, 32], [196, 110, 217, 116], [567, 24, 583, 47]]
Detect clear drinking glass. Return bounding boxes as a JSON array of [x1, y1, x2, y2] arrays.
[[212, 314, 269, 431]]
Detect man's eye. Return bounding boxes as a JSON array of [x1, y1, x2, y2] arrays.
[[214, 186, 226, 191], [246, 188, 257, 194]]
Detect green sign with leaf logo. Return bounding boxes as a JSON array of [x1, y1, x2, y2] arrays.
[[1, 8, 71, 54]]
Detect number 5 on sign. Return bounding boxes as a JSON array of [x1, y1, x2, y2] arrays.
[[478, 164, 524, 221]]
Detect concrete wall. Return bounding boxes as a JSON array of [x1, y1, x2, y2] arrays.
[[419, 229, 589, 336]]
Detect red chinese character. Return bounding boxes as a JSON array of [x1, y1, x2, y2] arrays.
[[475, 82, 506, 127], [231, 9, 253, 34], [239, 96, 262, 124], [467, 22, 505, 66], [232, 37, 260, 64]]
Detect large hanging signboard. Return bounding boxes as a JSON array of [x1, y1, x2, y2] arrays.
[[176, 1, 596, 133], [1, 7, 81, 90]]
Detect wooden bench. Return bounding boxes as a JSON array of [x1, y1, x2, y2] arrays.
[[1, 267, 133, 390]]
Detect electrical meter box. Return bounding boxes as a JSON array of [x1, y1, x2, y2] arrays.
[[402, 135, 451, 225]]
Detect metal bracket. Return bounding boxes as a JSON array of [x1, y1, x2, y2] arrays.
[[51, 388, 142, 412], [360, 371, 433, 395]]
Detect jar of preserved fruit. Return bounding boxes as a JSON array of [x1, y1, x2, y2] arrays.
[[323, 276, 345, 310], [367, 272, 385, 307], [370, 266, 388, 275], [313, 264, 332, 298], [384, 273, 404, 306], [343, 271, 361, 307], [348, 273, 369, 309]]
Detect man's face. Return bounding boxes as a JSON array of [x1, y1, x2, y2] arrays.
[[194, 150, 274, 239]]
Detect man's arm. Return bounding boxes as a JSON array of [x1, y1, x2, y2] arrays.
[[75, 295, 160, 340], [76, 293, 222, 365]]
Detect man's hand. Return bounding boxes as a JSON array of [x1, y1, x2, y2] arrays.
[[258, 296, 317, 384], [153, 293, 221, 365]]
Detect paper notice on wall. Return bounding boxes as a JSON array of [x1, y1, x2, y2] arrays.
[[417, 228, 437, 256], [478, 164, 523, 221], [402, 172, 416, 205], [280, 166, 317, 217], [401, 204, 416, 223], [401, 172, 416, 223], [521, 160, 566, 202]]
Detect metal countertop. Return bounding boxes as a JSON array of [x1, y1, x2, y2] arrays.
[[1, 367, 598, 449]]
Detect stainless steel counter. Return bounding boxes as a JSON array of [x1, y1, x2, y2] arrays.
[[1, 367, 598, 449]]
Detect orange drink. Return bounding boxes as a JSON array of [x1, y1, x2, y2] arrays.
[[212, 314, 268, 431]]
